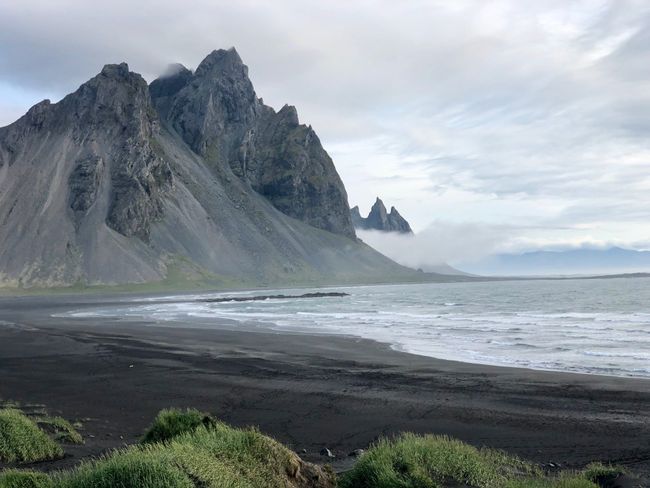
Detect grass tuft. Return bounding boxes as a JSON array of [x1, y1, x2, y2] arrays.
[[339, 433, 534, 488], [140, 408, 211, 444], [0, 409, 63, 463], [0, 470, 53, 488], [581, 462, 625, 485], [160, 423, 303, 487], [52, 449, 194, 488], [50, 411, 334, 488], [339, 433, 603, 488], [36, 417, 83, 445]]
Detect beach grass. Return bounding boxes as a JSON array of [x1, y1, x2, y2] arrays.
[[581, 462, 626, 485], [53, 448, 194, 488], [0, 470, 53, 488], [36, 417, 83, 445], [0, 409, 63, 464], [0, 408, 625, 488], [140, 408, 210, 444], [48, 417, 333, 488], [338, 433, 602, 488]]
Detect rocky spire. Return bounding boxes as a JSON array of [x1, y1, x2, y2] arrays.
[[366, 198, 389, 230], [351, 198, 413, 233], [195, 48, 247, 77], [387, 206, 413, 233], [350, 206, 364, 228]]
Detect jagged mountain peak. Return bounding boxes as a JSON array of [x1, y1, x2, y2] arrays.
[[28, 99, 51, 112], [277, 104, 299, 125], [99, 62, 131, 79], [162, 63, 191, 77], [195, 47, 246, 77], [19, 99, 52, 127], [370, 197, 388, 213], [150, 48, 355, 238], [73, 63, 149, 104], [351, 198, 413, 234]]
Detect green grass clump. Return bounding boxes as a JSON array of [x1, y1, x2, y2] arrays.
[[159, 424, 302, 488], [53, 449, 194, 488], [36, 417, 83, 444], [2, 408, 621, 488], [52, 412, 332, 488], [141, 408, 210, 444], [581, 462, 625, 484], [0, 409, 63, 463], [0, 470, 53, 488], [339, 433, 603, 488], [339, 433, 534, 488]]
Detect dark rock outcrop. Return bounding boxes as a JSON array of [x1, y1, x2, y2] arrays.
[[68, 156, 104, 222], [198, 292, 349, 303], [350, 205, 365, 228], [352, 198, 413, 233], [0, 50, 420, 287]]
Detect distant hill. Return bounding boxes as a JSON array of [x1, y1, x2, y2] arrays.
[[458, 247, 650, 276]]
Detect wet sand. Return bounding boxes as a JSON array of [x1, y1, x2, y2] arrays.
[[0, 293, 649, 481]]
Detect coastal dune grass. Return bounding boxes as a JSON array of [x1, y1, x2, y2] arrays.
[[0, 408, 624, 488], [339, 433, 601, 488], [140, 408, 209, 444], [36, 416, 83, 445], [0, 409, 63, 464], [0, 470, 52, 488], [45, 410, 333, 488]]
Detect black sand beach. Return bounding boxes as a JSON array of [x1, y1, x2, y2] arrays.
[[1, 294, 649, 482]]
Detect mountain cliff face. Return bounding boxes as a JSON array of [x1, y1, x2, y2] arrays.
[[351, 198, 413, 233], [0, 49, 416, 288], [150, 49, 354, 238]]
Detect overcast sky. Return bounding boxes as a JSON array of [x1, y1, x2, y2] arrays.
[[2, 0, 649, 258]]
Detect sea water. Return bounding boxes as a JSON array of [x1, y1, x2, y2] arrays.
[[61, 278, 650, 378]]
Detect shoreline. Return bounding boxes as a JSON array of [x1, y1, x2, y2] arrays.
[[47, 287, 650, 382], [1, 294, 649, 481]]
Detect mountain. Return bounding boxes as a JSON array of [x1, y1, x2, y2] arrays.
[[458, 247, 650, 276], [0, 49, 425, 288], [351, 198, 412, 233]]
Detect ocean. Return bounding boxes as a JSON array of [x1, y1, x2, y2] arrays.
[[60, 277, 650, 379]]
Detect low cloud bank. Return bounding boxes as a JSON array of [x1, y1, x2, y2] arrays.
[[358, 223, 650, 276], [356, 222, 512, 271]]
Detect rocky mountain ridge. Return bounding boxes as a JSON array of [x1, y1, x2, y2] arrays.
[[150, 49, 354, 238], [0, 49, 422, 288], [351, 198, 413, 233]]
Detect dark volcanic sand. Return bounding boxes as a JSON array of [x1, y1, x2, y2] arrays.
[[0, 294, 649, 482]]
